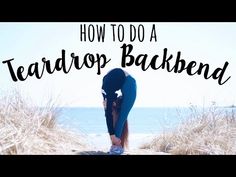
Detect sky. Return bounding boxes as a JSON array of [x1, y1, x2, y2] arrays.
[[0, 22, 235, 107]]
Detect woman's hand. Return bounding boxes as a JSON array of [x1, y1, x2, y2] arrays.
[[110, 135, 121, 146], [103, 99, 107, 110]]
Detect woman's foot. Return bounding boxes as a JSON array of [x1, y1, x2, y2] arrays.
[[109, 145, 124, 155]]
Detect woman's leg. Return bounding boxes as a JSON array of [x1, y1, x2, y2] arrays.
[[115, 76, 137, 138]]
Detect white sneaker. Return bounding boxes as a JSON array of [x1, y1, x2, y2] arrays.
[[108, 145, 124, 155]]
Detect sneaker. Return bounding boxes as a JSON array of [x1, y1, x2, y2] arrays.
[[108, 145, 124, 155]]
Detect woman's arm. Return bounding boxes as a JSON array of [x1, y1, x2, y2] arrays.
[[105, 95, 115, 135], [103, 97, 121, 146]]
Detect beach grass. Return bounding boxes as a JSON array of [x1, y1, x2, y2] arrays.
[[0, 91, 86, 155], [1, 91, 235, 155], [140, 105, 236, 155]]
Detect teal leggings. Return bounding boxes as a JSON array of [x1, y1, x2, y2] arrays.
[[115, 75, 137, 138]]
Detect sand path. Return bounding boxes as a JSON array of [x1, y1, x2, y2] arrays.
[[73, 134, 170, 155], [75, 149, 169, 155]]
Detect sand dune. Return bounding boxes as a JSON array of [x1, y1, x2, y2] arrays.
[[1, 92, 235, 155]]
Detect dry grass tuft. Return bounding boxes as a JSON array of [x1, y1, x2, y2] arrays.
[[0, 91, 86, 154], [140, 105, 236, 155]]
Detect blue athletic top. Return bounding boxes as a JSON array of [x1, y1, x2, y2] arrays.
[[102, 68, 126, 135]]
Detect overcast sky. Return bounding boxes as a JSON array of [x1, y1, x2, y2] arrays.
[[0, 22, 235, 107]]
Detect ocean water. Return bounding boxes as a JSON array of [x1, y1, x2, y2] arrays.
[[56, 107, 235, 135], [56, 107, 194, 134], [55, 107, 235, 149]]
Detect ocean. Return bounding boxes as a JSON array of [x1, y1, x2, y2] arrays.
[[57, 107, 198, 134], [57, 107, 236, 135], [56, 107, 235, 149]]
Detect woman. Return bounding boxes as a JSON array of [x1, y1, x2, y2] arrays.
[[102, 68, 136, 155]]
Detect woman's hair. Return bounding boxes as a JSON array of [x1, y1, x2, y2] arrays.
[[112, 96, 129, 148]]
